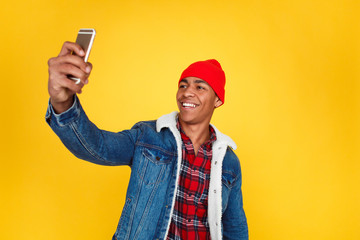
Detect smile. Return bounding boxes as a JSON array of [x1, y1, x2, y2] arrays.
[[182, 102, 197, 108]]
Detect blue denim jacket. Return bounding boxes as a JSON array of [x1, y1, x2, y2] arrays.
[[45, 96, 248, 240]]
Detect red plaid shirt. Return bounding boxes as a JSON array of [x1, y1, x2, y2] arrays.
[[167, 120, 216, 240]]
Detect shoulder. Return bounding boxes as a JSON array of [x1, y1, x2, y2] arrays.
[[223, 147, 241, 175], [131, 117, 177, 153], [131, 111, 178, 133], [132, 120, 157, 131]]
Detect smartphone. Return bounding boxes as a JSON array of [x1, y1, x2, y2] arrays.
[[69, 28, 96, 84]]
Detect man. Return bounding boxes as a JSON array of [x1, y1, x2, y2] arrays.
[[46, 42, 248, 240]]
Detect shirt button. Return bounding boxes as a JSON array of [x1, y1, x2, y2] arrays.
[[214, 161, 217, 165], [214, 189, 217, 193]]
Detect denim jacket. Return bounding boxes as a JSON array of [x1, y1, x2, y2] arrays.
[[45, 96, 248, 240]]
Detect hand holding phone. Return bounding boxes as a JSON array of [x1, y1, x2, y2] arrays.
[[68, 28, 96, 84]]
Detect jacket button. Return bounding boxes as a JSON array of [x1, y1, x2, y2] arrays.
[[156, 156, 160, 161]]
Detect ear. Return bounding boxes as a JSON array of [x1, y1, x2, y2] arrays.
[[214, 98, 223, 108]]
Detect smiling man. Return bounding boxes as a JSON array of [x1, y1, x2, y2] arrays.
[[46, 42, 248, 240]]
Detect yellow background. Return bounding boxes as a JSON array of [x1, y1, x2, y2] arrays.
[[1, 0, 359, 239]]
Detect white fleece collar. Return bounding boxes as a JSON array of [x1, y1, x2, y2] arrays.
[[156, 111, 237, 150], [157, 111, 237, 240]]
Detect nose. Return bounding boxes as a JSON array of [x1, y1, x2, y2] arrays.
[[183, 85, 195, 97]]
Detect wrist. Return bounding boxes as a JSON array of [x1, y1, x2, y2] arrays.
[[50, 96, 75, 114]]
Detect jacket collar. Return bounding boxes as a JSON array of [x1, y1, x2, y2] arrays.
[[156, 111, 237, 150]]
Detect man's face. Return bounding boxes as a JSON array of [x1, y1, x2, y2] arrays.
[[176, 77, 222, 126]]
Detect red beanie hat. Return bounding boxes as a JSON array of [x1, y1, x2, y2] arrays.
[[179, 59, 226, 105]]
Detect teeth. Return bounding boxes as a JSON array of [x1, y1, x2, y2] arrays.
[[183, 102, 196, 108]]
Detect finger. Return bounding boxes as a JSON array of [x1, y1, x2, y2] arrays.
[[57, 54, 89, 73], [58, 63, 89, 84], [58, 41, 85, 58], [49, 59, 89, 87], [87, 62, 93, 69], [58, 76, 85, 94], [85, 62, 93, 74], [81, 62, 92, 85]]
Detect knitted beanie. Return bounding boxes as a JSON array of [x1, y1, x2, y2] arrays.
[[179, 59, 226, 105]]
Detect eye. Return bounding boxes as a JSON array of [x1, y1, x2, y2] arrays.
[[197, 85, 206, 90], [179, 84, 187, 89]]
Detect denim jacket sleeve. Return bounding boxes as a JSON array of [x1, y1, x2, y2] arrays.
[[222, 167, 249, 239], [45, 95, 141, 166]]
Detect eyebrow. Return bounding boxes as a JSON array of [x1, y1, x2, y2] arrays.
[[179, 79, 209, 85], [195, 79, 208, 84], [179, 79, 188, 84]]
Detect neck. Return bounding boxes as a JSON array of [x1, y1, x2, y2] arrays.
[[178, 118, 211, 155]]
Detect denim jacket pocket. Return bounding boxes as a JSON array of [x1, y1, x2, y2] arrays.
[[137, 147, 173, 185]]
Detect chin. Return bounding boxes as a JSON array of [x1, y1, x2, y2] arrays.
[[178, 112, 201, 125], [178, 112, 193, 122]]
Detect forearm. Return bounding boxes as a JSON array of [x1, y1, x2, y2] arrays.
[[45, 95, 136, 166]]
